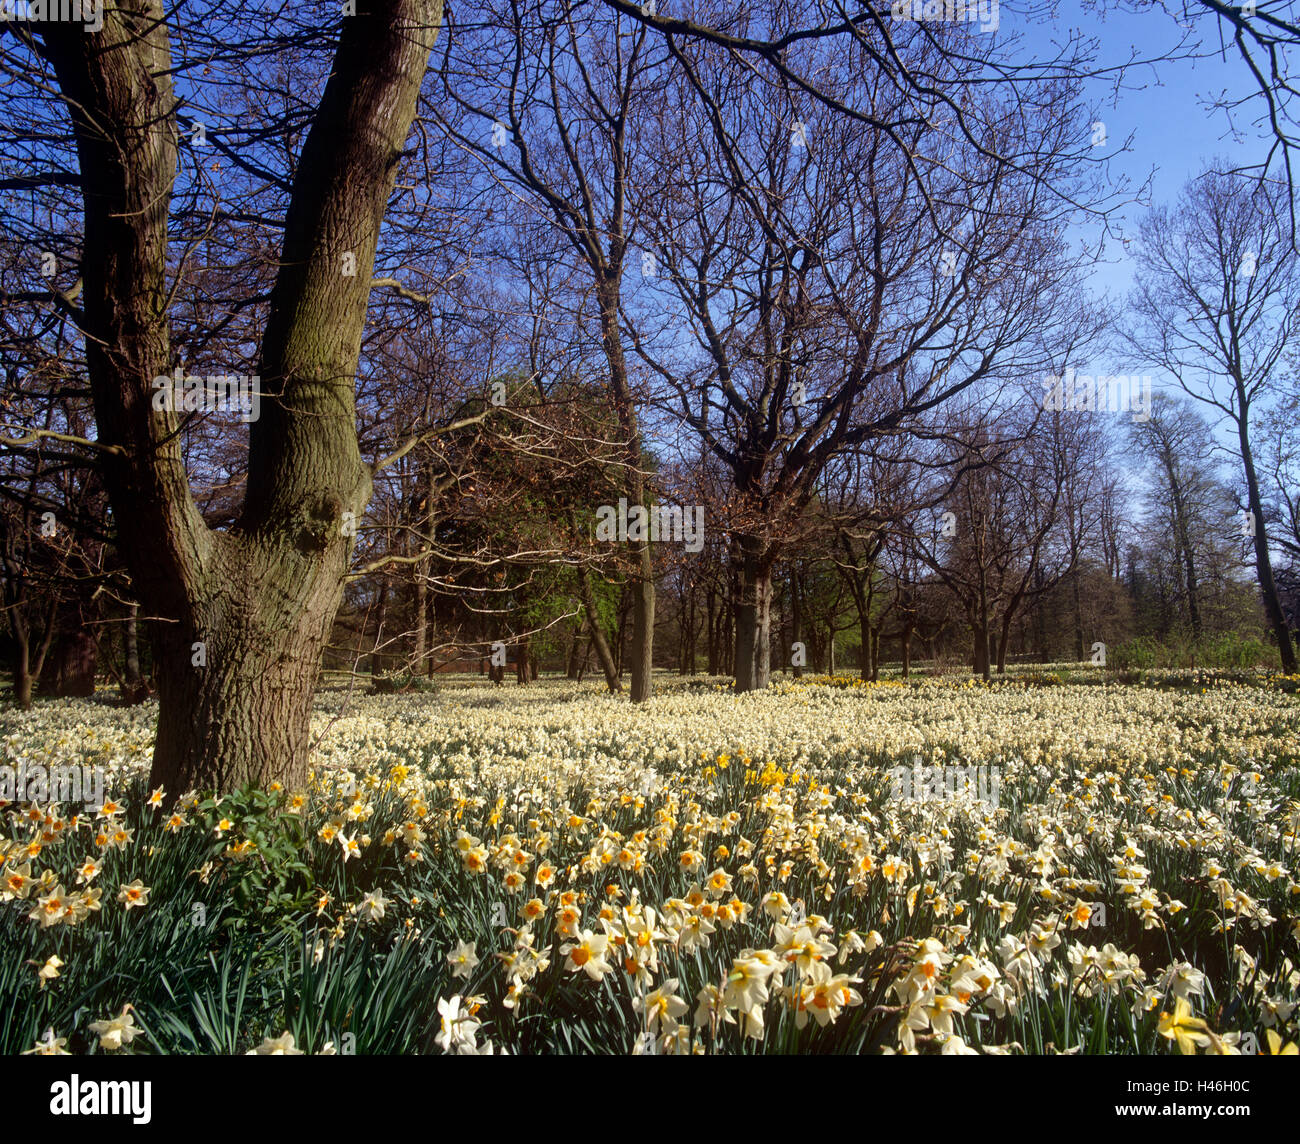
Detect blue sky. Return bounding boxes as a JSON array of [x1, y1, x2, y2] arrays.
[[1032, 1, 1280, 303], [1005, 1, 1285, 474]]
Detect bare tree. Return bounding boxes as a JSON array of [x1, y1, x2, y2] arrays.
[[1125, 165, 1300, 671], [631, 8, 1104, 690], [435, 0, 666, 702]]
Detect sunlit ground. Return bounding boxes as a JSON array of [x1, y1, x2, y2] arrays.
[[2, 664, 1297, 1055]]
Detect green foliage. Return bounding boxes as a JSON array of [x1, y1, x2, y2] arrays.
[[1110, 633, 1280, 672], [193, 786, 314, 933]]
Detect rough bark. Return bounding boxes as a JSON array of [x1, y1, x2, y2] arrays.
[[15, 636, 33, 711], [40, 628, 98, 698], [733, 537, 773, 692], [124, 603, 142, 685]]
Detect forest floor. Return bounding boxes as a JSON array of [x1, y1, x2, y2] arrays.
[[1, 666, 1298, 1055]]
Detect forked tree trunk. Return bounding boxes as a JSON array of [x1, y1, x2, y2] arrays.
[[151, 542, 339, 792], [39, 1, 445, 795]]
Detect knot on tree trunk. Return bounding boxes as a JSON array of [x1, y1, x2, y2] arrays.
[[299, 492, 345, 553]]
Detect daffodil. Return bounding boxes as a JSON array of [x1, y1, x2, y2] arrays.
[[634, 978, 689, 1034], [247, 1032, 305, 1055], [1157, 996, 1213, 1055], [447, 939, 479, 979], [89, 1006, 141, 1051], [117, 880, 150, 910], [561, 929, 612, 981]]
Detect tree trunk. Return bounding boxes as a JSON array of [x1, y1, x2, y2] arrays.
[[516, 634, 530, 685], [1072, 569, 1085, 662], [790, 570, 804, 680], [733, 538, 773, 692], [40, 627, 98, 698], [687, 588, 697, 675], [14, 632, 33, 711], [712, 595, 722, 676], [151, 570, 329, 792], [972, 617, 991, 680], [577, 562, 621, 692], [721, 595, 734, 676], [996, 614, 1011, 674], [565, 625, 582, 679], [679, 588, 693, 675], [614, 587, 629, 678], [1169, 486, 1202, 639], [627, 561, 655, 699], [38, 2, 446, 795], [1238, 411, 1297, 673], [596, 282, 654, 702], [124, 603, 142, 685], [413, 552, 429, 670], [371, 585, 389, 677], [1032, 569, 1049, 663], [413, 456, 436, 673]]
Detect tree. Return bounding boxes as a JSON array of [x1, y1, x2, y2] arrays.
[[15, 1, 446, 793], [1126, 165, 1300, 671], [1128, 393, 1229, 638], [631, 8, 1105, 691], [436, 0, 665, 702]]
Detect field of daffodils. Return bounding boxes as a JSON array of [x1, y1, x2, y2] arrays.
[[2, 669, 1298, 1056]]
